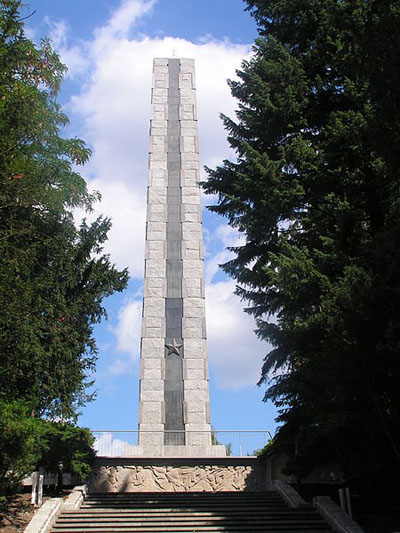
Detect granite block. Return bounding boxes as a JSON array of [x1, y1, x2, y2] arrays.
[[152, 94, 168, 104], [184, 410, 207, 424], [142, 326, 164, 338], [146, 231, 165, 242], [154, 78, 168, 89], [152, 87, 168, 97], [143, 358, 162, 369], [146, 240, 165, 252], [184, 368, 206, 381], [182, 279, 199, 294], [145, 266, 166, 279], [182, 306, 205, 321], [154, 58, 168, 66], [182, 269, 202, 279], [150, 119, 168, 130], [181, 160, 200, 171], [182, 277, 201, 287], [182, 194, 201, 205], [179, 72, 193, 89], [182, 227, 202, 240], [182, 246, 200, 258], [140, 390, 164, 402], [180, 120, 197, 130], [149, 161, 168, 172], [141, 367, 162, 380], [184, 400, 206, 413], [143, 298, 166, 317], [150, 152, 167, 162], [142, 316, 163, 329], [146, 257, 166, 270], [183, 338, 207, 356], [182, 327, 205, 339], [181, 153, 199, 164], [140, 380, 164, 392], [180, 88, 196, 98], [139, 407, 163, 424], [184, 297, 205, 308], [151, 127, 168, 137], [141, 345, 163, 359], [146, 248, 166, 260], [183, 317, 203, 329], [183, 379, 208, 390], [147, 220, 166, 233]]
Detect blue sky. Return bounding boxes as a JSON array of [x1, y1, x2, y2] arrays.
[[25, 0, 277, 452]]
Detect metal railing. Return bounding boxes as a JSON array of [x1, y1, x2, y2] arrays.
[[92, 430, 273, 457]]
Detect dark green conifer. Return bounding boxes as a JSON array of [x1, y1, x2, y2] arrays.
[[204, 0, 400, 502]]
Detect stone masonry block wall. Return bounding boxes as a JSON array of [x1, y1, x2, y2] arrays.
[[138, 58, 214, 453]]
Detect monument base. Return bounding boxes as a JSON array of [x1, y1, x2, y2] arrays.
[[118, 444, 226, 458], [90, 456, 267, 493]]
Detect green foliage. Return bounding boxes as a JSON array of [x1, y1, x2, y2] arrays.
[[255, 439, 274, 458], [211, 427, 232, 456], [37, 422, 95, 480], [0, 1, 129, 420], [0, 400, 42, 495], [0, 400, 95, 495], [204, 0, 400, 503]]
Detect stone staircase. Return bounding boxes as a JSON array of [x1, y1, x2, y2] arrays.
[[51, 491, 333, 532]]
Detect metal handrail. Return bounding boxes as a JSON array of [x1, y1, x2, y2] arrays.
[[91, 429, 273, 457]]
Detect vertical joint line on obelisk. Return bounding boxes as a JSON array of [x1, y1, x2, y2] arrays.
[[164, 58, 185, 446]]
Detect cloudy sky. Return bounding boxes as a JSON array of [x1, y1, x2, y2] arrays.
[[26, 0, 277, 451]]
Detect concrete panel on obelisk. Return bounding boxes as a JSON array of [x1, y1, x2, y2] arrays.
[[137, 58, 225, 457]]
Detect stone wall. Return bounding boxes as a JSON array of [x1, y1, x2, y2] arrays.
[[90, 457, 267, 493]]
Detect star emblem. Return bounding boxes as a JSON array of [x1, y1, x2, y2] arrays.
[[165, 339, 183, 356]]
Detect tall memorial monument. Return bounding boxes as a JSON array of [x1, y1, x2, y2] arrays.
[[89, 59, 266, 494], [137, 58, 225, 457]]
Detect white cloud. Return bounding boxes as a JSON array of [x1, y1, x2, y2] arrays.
[[103, 298, 142, 376], [66, 19, 250, 276], [43, 17, 87, 78], [114, 299, 142, 356], [43, 16, 68, 49], [93, 0, 156, 49], [94, 432, 138, 456], [54, 0, 265, 389], [204, 223, 245, 283], [76, 178, 146, 277], [206, 279, 266, 389]]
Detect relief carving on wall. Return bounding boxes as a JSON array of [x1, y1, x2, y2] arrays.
[[91, 465, 259, 492]]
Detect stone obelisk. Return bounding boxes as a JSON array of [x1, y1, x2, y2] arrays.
[[138, 58, 225, 457]]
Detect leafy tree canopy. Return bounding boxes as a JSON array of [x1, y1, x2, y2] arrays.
[[0, 400, 95, 496], [204, 0, 400, 503], [0, 0, 129, 420]]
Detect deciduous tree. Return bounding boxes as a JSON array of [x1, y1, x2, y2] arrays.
[[0, 0, 128, 419]]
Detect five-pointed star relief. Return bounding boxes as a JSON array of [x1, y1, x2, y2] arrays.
[[165, 339, 183, 356]]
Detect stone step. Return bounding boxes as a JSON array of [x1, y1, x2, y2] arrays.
[[62, 508, 315, 518], [83, 496, 283, 502], [52, 518, 330, 531], [52, 525, 330, 532], [81, 500, 288, 508], [52, 528, 331, 533], [85, 491, 277, 495], [51, 491, 332, 532], [84, 494, 282, 502], [52, 523, 332, 533], [81, 502, 288, 509], [56, 514, 326, 522]]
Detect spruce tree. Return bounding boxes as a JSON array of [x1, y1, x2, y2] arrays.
[[204, 0, 400, 502]]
